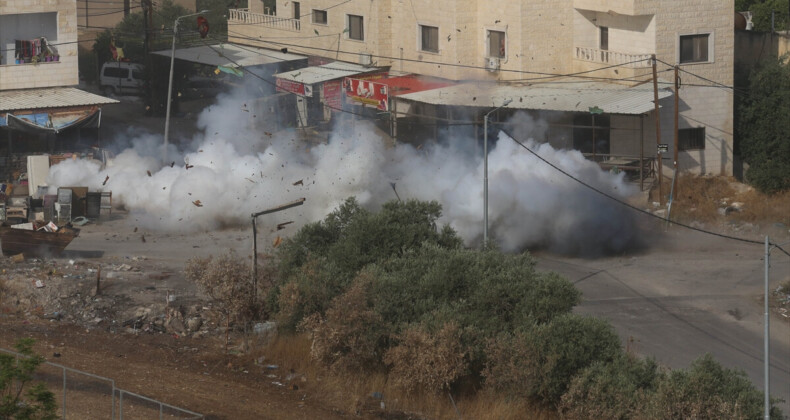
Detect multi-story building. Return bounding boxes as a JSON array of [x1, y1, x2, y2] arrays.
[[0, 0, 117, 169], [228, 0, 737, 177]]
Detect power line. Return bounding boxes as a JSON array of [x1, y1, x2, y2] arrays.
[[498, 126, 784, 249]]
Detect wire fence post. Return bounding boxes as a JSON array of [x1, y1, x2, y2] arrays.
[[62, 367, 66, 420], [112, 382, 116, 420]]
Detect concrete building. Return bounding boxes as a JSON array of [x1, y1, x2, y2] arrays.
[[0, 0, 117, 170], [227, 0, 737, 177]]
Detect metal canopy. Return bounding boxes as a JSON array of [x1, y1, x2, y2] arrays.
[[152, 43, 306, 67], [396, 81, 673, 115], [273, 61, 380, 85], [0, 87, 118, 112]]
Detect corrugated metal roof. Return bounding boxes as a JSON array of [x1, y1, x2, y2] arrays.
[[396, 81, 673, 115], [0, 87, 119, 112], [152, 43, 306, 67], [273, 61, 380, 85]]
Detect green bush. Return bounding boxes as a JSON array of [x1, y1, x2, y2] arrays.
[[300, 272, 387, 372], [645, 354, 782, 419], [271, 198, 463, 330], [559, 354, 661, 419], [0, 339, 57, 420], [483, 314, 622, 405]]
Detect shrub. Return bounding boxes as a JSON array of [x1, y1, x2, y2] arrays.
[[559, 354, 661, 419], [185, 251, 258, 343], [384, 321, 467, 393], [645, 353, 782, 419], [300, 272, 386, 372], [484, 314, 622, 406]]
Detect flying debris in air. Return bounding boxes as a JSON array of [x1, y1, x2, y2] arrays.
[[277, 221, 294, 230], [146, 170, 152, 177], [133, 227, 138, 232], [186, 164, 194, 170], [192, 200, 203, 207], [170, 162, 175, 168], [141, 234, 146, 243], [102, 175, 109, 186], [264, 132, 272, 137], [272, 236, 283, 248], [293, 179, 303, 186]]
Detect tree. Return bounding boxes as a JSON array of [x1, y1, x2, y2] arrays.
[[737, 0, 790, 32], [738, 55, 790, 193], [0, 339, 57, 420]]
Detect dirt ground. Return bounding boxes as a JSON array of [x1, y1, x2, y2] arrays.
[[0, 213, 381, 420]]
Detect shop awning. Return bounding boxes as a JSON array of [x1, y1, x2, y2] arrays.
[[0, 87, 118, 113], [395, 81, 673, 115], [344, 75, 455, 112], [274, 61, 385, 97], [2, 107, 102, 134], [152, 43, 307, 67]]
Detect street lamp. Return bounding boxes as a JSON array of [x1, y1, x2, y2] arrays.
[[483, 98, 512, 246], [764, 236, 790, 420], [163, 10, 209, 165]]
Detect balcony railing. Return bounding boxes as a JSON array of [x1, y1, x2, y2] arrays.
[[575, 47, 652, 68], [228, 9, 301, 32]]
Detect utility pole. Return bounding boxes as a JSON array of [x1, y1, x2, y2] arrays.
[[251, 198, 306, 303], [651, 55, 664, 205], [673, 65, 680, 198], [764, 236, 770, 420]]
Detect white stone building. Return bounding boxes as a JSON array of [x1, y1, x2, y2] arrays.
[[0, 0, 117, 160], [227, 0, 736, 177]]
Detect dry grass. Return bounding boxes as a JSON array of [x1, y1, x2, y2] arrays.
[[731, 189, 790, 225], [256, 333, 558, 420], [652, 175, 790, 227]]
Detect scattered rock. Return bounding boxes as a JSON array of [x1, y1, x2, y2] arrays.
[[186, 317, 203, 331], [166, 317, 186, 334]]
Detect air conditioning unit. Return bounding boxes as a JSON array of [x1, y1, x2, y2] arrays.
[[359, 53, 373, 66], [485, 57, 500, 72]]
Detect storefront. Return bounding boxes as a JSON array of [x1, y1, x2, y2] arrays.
[[273, 61, 386, 128]]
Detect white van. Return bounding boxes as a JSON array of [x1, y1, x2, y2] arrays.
[[99, 62, 145, 95]]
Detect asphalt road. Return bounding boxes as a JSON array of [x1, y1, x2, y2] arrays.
[[535, 224, 790, 414]]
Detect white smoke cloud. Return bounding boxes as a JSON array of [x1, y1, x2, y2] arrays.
[[46, 88, 641, 255]]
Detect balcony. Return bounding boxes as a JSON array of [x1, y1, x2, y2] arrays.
[[228, 9, 301, 32], [574, 47, 652, 68], [573, 0, 652, 15]]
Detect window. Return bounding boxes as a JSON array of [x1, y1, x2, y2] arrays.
[[678, 127, 705, 151], [600, 26, 609, 50], [293, 2, 300, 20], [348, 14, 364, 41], [103, 67, 128, 78], [313, 9, 327, 24], [572, 114, 610, 156], [679, 34, 709, 63], [420, 25, 439, 53], [488, 30, 506, 58]]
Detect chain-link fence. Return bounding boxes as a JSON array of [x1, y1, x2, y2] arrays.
[[1, 348, 203, 419]]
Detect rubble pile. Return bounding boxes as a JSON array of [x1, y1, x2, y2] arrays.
[[0, 255, 220, 338]]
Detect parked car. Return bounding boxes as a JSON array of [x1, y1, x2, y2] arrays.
[[99, 62, 145, 95]]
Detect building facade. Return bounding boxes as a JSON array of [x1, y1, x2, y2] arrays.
[[228, 0, 736, 176], [0, 0, 117, 166]]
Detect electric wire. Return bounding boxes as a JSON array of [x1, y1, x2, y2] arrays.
[[497, 126, 784, 248]]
